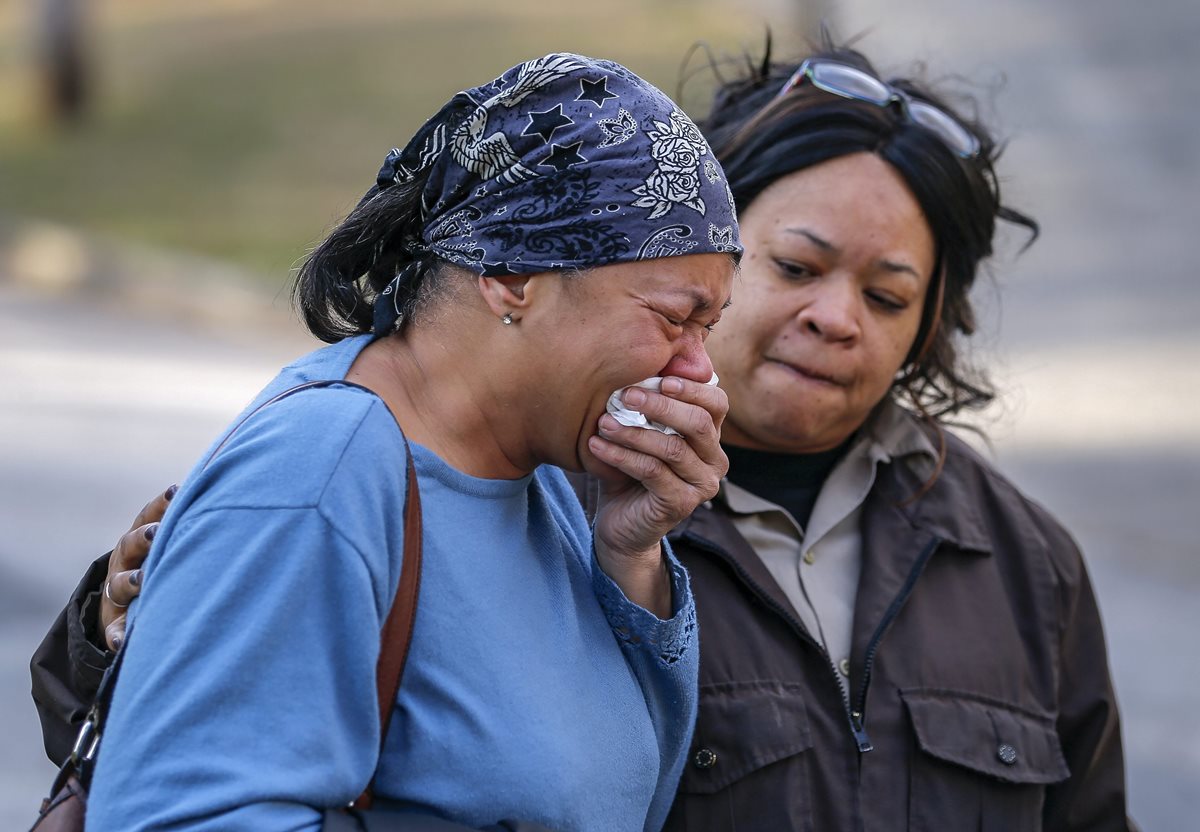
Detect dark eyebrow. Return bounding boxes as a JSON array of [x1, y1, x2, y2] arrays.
[[877, 259, 921, 279], [784, 227, 838, 253]]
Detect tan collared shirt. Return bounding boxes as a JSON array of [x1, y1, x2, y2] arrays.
[[714, 399, 938, 685]]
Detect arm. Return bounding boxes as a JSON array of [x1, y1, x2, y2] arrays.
[[88, 507, 390, 831], [87, 393, 403, 831], [1044, 539, 1138, 831], [570, 375, 721, 832], [591, 543, 698, 832]]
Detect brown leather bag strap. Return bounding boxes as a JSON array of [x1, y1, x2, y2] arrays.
[[267, 381, 423, 811], [352, 444, 423, 810]]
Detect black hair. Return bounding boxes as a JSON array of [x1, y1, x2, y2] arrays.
[[291, 166, 457, 344], [699, 39, 1039, 423]]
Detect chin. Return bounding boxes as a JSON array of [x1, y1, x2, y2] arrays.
[[737, 414, 843, 454], [579, 448, 628, 485]]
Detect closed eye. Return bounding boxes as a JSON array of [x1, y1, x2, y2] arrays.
[[866, 290, 907, 312], [775, 259, 817, 280]]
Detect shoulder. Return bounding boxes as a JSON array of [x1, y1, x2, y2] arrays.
[[192, 383, 407, 514], [921, 424, 1088, 598]]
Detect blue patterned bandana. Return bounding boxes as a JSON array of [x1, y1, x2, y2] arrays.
[[372, 53, 741, 332]]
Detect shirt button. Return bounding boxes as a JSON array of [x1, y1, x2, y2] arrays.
[[838, 658, 851, 677], [693, 747, 718, 770], [803, 549, 816, 565], [997, 743, 1018, 765]]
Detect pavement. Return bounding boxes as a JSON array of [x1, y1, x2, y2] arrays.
[[2, 0, 1198, 827]]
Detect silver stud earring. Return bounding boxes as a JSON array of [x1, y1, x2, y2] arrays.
[[501, 313, 514, 326]]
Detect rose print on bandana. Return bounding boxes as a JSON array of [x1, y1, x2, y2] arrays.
[[631, 110, 711, 220]]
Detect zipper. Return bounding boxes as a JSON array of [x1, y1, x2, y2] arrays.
[[681, 531, 874, 753], [852, 535, 942, 722]]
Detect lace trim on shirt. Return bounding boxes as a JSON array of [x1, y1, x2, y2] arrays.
[[592, 550, 697, 667]]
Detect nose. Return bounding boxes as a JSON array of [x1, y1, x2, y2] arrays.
[[797, 277, 860, 343], [660, 328, 716, 383]]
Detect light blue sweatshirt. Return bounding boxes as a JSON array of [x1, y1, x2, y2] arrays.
[[86, 335, 698, 832]]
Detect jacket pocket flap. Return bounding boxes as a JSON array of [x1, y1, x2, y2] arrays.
[[679, 681, 813, 794], [902, 689, 1070, 785]]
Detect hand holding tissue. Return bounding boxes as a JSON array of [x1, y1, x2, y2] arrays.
[[605, 374, 720, 436]]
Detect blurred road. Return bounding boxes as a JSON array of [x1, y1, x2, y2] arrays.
[[2, 0, 1198, 827], [0, 281, 313, 825]]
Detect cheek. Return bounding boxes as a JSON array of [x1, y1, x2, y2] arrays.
[[865, 317, 923, 385]]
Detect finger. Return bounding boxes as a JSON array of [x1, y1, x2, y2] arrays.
[[106, 568, 144, 608], [619, 384, 726, 462], [658, 376, 729, 428], [111, 522, 159, 572], [128, 484, 177, 532], [104, 615, 128, 652], [588, 434, 711, 505], [598, 414, 712, 486]]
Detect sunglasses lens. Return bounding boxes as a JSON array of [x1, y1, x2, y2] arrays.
[[809, 62, 891, 105], [908, 101, 981, 157]]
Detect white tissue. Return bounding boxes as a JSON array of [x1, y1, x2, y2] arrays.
[[605, 373, 719, 436]]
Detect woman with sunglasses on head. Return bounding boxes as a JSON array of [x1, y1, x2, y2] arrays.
[[32, 43, 1134, 832], [641, 44, 1133, 830], [32, 53, 742, 831]]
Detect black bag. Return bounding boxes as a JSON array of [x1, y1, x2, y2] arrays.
[[31, 380, 546, 832]]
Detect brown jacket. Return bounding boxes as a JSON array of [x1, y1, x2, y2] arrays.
[[657, 428, 1134, 831], [32, 430, 1133, 831]]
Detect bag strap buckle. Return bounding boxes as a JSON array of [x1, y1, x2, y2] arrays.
[[69, 708, 100, 766]]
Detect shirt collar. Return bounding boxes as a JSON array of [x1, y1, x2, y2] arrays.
[[715, 397, 938, 516]]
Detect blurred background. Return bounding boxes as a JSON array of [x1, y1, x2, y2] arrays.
[[1, 0, 1196, 827]]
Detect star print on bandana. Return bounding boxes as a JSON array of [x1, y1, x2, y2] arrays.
[[522, 104, 574, 144], [577, 76, 618, 108], [540, 141, 588, 172]]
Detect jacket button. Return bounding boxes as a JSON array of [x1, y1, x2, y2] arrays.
[[997, 743, 1018, 765], [693, 747, 718, 769], [803, 549, 816, 565]]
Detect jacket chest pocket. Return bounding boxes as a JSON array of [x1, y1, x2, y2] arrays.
[[902, 689, 1070, 832], [667, 682, 814, 832]]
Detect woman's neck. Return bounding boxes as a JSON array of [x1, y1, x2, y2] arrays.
[[347, 331, 535, 480]]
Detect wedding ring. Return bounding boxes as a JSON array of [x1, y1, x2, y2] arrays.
[[104, 579, 130, 609]]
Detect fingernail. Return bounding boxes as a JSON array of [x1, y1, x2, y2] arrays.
[[130, 570, 142, 587], [165, 484, 178, 501], [599, 414, 619, 434], [144, 523, 158, 542], [623, 387, 646, 407], [661, 377, 683, 394], [111, 635, 122, 652]]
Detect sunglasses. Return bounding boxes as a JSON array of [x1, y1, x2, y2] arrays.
[[776, 59, 982, 159]]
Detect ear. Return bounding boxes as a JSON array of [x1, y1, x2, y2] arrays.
[[477, 275, 534, 319]]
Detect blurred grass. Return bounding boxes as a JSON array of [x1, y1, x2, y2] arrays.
[[0, 0, 799, 278]]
